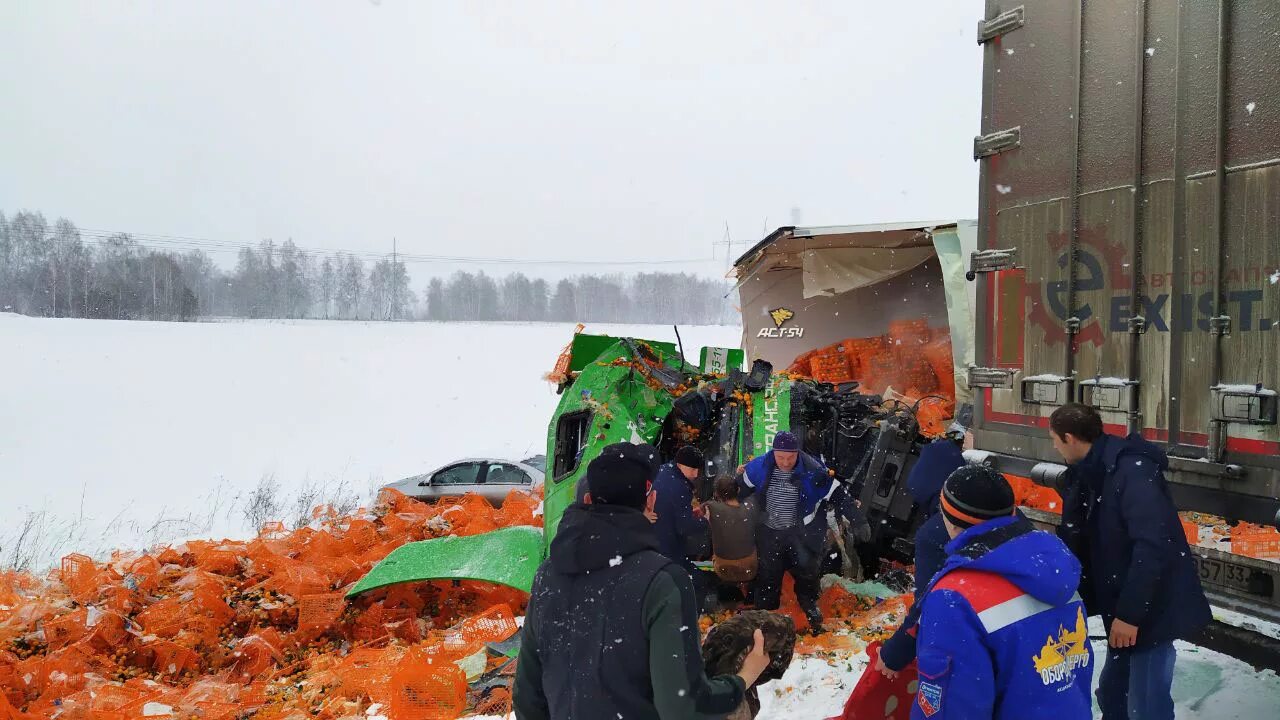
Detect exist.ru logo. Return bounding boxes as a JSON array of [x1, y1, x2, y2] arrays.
[[758, 307, 804, 338]]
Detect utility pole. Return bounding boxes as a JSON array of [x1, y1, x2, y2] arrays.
[[391, 237, 398, 321]]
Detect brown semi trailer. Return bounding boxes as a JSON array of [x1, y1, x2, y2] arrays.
[[967, 1, 1280, 667]]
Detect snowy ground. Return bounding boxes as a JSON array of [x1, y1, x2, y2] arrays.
[[0, 315, 740, 568]]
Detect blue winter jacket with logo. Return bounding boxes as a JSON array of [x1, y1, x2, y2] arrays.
[[911, 516, 1094, 720]]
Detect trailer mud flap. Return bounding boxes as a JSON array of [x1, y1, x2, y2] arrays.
[[346, 525, 545, 598]]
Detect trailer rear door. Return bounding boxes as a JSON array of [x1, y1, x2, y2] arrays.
[[970, 0, 1280, 516]]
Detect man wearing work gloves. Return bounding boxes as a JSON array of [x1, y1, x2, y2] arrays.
[[515, 442, 770, 720], [1050, 403, 1210, 720], [911, 466, 1094, 719], [738, 431, 869, 633]]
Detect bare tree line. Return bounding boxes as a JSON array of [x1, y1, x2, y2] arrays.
[[1, 210, 736, 324]]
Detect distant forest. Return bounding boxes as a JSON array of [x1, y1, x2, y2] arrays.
[[0, 210, 737, 325]]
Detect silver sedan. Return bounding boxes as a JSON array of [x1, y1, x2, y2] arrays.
[[382, 457, 545, 506]]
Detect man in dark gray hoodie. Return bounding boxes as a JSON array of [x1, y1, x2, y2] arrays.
[[514, 442, 769, 720]]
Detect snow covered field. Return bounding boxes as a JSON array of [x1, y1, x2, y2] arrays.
[[0, 315, 740, 568]]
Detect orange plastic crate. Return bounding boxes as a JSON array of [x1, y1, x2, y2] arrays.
[[1232, 526, 1280, 559]]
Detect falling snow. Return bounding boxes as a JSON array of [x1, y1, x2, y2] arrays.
[[1247, 102, 1257, 115], [996, 184, 1013, 194]]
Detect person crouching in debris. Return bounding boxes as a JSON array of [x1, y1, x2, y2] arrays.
[[652, 445, 713, 609], [704, 475, 759, 590], [910, 466, 1093, 720], [514, 442, 770, 720], [737, 431, 868, 633]]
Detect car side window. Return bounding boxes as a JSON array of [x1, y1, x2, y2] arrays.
[[485, 463, 531, 485], [433, 463, 482, 486]]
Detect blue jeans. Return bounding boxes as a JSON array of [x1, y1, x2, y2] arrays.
[[1097, 641, 1177, 720]]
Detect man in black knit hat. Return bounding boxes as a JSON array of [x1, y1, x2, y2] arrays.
[[514, 442, 769, 720]]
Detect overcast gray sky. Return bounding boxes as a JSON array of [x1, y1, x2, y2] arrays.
[[0, 1, 982, 281]]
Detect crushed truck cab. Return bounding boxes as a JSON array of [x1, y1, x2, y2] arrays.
[[350, 331, 940, 597]]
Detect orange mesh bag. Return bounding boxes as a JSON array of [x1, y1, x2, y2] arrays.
[[476, 686, 513, 717], [388, 648, 468, 720], [298, 593, 346, 633], [338, 646, 405, 700], [155, 546, 186, 566], [190, 583, 236, 626], [298, 531, 345, 564], [451, 604, 518, 647], [344, 518, 380, 551], [43, 607, 90, 650], [195, 546, 242, 576], [496, 491, 541, 527], [149, 639, 201, 677], [231, 634, 283, 680], [85, 611, 129, 652], [261, 560, 331, 600], [124, 554, 163, 594], [136, 596, 186, 638]]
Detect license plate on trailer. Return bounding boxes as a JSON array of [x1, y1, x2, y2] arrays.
[[1193, 555, 1256, 594]]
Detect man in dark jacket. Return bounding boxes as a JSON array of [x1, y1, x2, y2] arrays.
[[652, 446, 712, 611], [1049, 403, 1211, 720], [738, 431, 868, 632], [652, 447, 710, 564], [877, 437, 966, 675], [911, 466, 1093, 719], [514, 442, 769, 720]]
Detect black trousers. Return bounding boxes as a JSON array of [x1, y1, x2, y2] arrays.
[[754, 525, 822, 618]]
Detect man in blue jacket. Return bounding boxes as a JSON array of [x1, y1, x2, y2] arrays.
[[652, 446, 711, 606], [738, 431, 867, 632], [912, 465, 1094, 719], [1049, 403, 1210, 720]]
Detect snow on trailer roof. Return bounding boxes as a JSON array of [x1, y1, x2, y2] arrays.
[[731, 220, 961, 273]]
